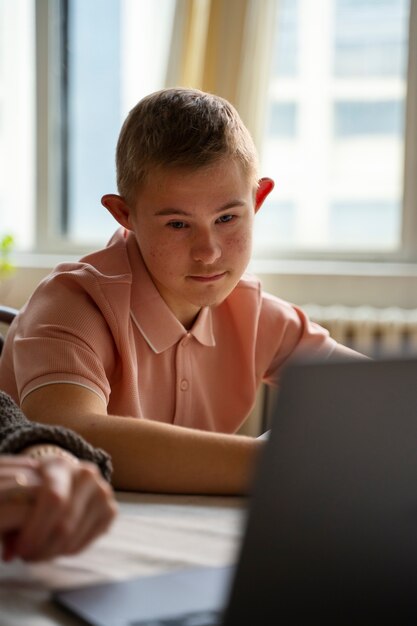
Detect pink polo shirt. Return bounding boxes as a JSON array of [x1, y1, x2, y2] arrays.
[[0, 228, 338, 433]]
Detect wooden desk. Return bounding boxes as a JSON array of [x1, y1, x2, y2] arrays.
[[0, 492, 247, 626]]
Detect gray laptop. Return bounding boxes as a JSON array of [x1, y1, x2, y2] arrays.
[[54, 357, 417, 625]]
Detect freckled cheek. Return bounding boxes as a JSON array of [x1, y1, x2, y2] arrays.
[[146, 245, 184, 278], [147, 243, 175, 261], [148, 247, 160, 260], [224, 232, 252, 256]]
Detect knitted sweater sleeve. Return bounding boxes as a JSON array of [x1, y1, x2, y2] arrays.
[[0, 391, 113, 482]]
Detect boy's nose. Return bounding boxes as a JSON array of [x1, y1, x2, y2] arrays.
[[191, 231, 221, 264]]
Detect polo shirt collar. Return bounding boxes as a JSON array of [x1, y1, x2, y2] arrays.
[[126, 231, 215, 353]]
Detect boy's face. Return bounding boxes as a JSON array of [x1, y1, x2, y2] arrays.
[[103, 159, 273, 328]]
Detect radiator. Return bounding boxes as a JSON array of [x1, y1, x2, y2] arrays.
[[302, 304, 417, 358]]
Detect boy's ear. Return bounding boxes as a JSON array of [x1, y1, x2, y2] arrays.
[[101, 194, 133, 229], [255, 177, 274, 213]]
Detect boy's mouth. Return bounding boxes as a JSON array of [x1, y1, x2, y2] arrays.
[[188, 272, 227, 283]]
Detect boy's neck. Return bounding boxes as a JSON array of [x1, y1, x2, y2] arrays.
[[180, 308, 202, 331]]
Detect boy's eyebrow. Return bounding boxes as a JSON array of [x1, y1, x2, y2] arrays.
[[154, 200, 247, 217]]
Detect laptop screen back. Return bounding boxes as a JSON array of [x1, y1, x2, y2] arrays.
[[223, 357, 417, 624]]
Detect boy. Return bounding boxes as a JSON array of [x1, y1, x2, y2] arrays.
[[0, 88, 359, 494]]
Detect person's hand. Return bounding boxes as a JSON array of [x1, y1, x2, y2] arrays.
[[0, 453, 117, 562], [0, 456, 42, 541]]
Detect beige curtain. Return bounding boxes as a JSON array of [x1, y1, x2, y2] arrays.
[[166, 0, 277, 148]]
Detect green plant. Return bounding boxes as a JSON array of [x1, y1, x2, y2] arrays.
[[0, 234, 15, 280]]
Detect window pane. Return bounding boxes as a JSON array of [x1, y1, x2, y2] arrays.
[[266, 102, 298, 137], [257, 0, 410, 254], [271, 0, 299, 76], [334, 0, 410, 77], [66, 0, 122, 243], [254, 202, 296, 247], [0, 0, 35, 251], [334, 100, 404, 136], [64, 0, 176, 244], [330, 200, 400, 246]]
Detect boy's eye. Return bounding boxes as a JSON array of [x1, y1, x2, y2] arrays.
[[168, 221, 187, 229], [216, 214, 234, 224]]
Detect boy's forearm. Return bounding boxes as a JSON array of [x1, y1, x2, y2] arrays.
[[21, 389, 262, 495], [75, 413, 262, 494]]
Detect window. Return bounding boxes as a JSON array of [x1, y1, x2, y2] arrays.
[[62, 0, 176, 246], [0, 0, 176, 253], [63, 0, 122, 243], [256, 0, 412, 256], [1, 0, 416, 269]]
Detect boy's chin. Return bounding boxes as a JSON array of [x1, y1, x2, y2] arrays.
[[191, 287, 237, 310]]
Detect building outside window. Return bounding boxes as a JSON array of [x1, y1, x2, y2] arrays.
[[256, 0, 411, 255]]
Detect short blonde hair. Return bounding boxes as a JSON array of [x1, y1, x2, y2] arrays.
[[116, 88, 259, 204]]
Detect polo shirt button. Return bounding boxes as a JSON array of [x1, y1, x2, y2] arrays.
[[180, 379, 189, 391]]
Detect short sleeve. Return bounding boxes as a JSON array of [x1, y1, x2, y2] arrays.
[[13, 266, 118, 405]]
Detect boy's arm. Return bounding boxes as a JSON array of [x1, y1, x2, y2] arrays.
[[21, 384, 262, 495]]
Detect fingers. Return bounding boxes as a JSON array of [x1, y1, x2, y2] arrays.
[[61, 465, 117, 556], [0, 458, 42, 537], [0, 456, 42, 506], [2, 530, 22, 562], [0, 502, 31, 536], [29, 462, 117, 561], [0, 458, 43, 561], [12, 458, 117, 562], [12, 457, 73, 560]]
